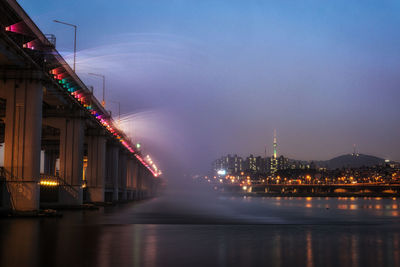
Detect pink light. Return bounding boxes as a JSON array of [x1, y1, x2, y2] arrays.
[[4, 22, 32, 36], [22, 39, 43, 51], [50, 67, 65, 75]]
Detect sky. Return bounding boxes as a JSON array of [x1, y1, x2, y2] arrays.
[[18, 0, 400, 174]]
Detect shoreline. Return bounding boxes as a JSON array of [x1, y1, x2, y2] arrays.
[[224, 192, 400, 198]]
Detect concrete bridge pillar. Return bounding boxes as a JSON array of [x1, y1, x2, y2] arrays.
[[2, 76, 43, 211], [126, 157, 133, 200], [132, 159, 139, 200], [136, 164, 143, 199], [118, 152, 128, 201], [43, 148, 57, 175], [146, 171, 153, 198], [142, 171, 148, 198], [86, 132, 106, 202], [148, 173, 155, 197], [58, 118, 85, 206], [107, 144, 119, 201]]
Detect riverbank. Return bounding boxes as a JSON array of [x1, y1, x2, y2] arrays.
[[233, 192, 399, 198]]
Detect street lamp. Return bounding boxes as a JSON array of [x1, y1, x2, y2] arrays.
[[88, 73, 106, 107], [53, 20, 77, 72]]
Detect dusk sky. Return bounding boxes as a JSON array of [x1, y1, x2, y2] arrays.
[[19, 0, 400, 174]]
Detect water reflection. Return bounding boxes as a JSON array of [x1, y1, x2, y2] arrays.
[[270, 197, 400, 215], [1, 198, 400, 267], [306, 231, 313, 267], [0, 220, 39, 267], [1, 222, 400, 267]]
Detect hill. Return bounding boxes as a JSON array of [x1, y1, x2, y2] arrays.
[[317, 154, 386, 169]]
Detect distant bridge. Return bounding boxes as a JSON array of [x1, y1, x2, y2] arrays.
[[0, 0, 160, 212], [222, 183, 400, 196]]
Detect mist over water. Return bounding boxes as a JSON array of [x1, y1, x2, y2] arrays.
[[90, 103, 400, 226], [104, 111, 241, 224]]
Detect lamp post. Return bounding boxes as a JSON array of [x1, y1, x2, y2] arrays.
[[88, 73, 106, 107], [53, 20, 77, 72]]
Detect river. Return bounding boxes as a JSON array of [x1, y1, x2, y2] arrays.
[[1, 196, 400, 267]]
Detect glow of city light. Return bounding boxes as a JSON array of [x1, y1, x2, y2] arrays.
[[217, 169, 226, 176], [40, 180, 59, 186]]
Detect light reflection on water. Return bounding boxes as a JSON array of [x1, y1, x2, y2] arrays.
[[264, 196, 400, 214], [1, 197, 400, 267]]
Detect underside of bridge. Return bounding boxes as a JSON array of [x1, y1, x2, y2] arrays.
[[0, 0, 159, 212]]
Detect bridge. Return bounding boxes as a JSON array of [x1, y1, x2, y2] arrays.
[[222, 183, 400, 196], [0, 0, 160, 212]]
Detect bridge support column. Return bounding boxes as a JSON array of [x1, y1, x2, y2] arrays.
[[58, 118, 85, 206], [132, 159, 139, 200], [137, 165, 143, 200], [126, 157, 135, 200], [145, 171, 152, 198], [147, 172, 154, 197], [107, 144, 119, 201], [43, 148, 57, 175], [118, 152, 127, 201], [142, 171, 148, 198], [86, 133, 106, 202], [2, 77, 43, 211]]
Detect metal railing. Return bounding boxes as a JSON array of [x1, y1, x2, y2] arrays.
[[40, 173, 80, 196], [0, 167, 15, 210]]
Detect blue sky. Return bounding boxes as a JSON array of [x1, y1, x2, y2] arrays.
[[18, 0, 400, 173]]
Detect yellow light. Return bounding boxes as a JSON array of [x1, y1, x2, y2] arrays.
[[40, 180, 59, 187]]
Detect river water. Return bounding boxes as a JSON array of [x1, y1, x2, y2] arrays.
[[1, 196, 400, 267]]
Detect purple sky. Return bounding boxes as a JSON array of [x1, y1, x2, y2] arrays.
[[19, 0, 400, 174]]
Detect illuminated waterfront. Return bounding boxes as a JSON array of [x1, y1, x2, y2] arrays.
[[1, 197, 400, 267]]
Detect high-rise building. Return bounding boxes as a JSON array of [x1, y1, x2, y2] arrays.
[[213, 154, 243, 174], [244, 154, 262, 173], [277, 155, 289, 170], [270, 129, 278, 175]]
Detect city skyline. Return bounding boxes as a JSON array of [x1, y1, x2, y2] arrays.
[[214, 129, 393, 163]]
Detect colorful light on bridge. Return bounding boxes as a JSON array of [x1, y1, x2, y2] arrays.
[[48, 66, 161, 177], [5, 21, 33, 36]]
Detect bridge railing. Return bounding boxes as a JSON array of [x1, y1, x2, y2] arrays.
[[0, 167, 5, 181], [0, 167, 16, 209], [40, 174, 80, 194]]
